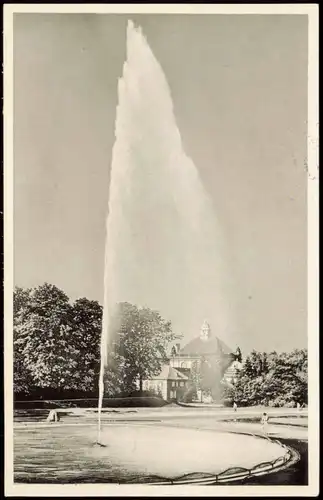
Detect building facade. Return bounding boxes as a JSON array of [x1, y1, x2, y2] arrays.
[[141, 364, 189, 401], [142, 320, 242, 402], [170, 320, 238, 373], [222, 359, 243, 385]]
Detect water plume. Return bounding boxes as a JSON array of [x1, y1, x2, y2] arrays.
[[98, 20, 234, 440]]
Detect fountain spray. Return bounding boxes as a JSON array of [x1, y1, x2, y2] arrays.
[[96, 19, 234, 442]]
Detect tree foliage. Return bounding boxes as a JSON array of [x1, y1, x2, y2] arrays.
[[222, 349, 308, 407], [68, 297, 102, 391], [14, 283, 307, 407], [13, 284, 102, 395], [104, 302, 178, 395], [13, 285, 177, 399], [13, 287, 35, 393]]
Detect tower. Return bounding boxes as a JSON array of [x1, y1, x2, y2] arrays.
[[200, 320, 211, 341]]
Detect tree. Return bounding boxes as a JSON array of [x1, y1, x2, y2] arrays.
[[13, 284, 103, 395], [69, 298, 102, 392], [14, 284, 74, 391], [264, 349, 308, 406], [243, 351, 269, 378], [14, 287, 31, 315], [103, 351, 130, 396], [105, 302, 178, 394], [223, 348, 308, 407], [13, 285, 178, 399], [13, 287, 34, 394]]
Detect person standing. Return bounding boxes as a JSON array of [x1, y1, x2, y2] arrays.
[[261, 412, 269, 433]]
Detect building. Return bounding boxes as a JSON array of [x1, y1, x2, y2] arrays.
[[141, 320, 242, 402], [141, 364, 190, 401], [170, 320, 236, 372], [222, 359, 243, 385]]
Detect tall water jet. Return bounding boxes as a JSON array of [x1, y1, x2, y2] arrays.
[[97, 21, 235, 440]]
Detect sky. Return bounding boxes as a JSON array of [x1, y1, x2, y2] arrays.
[[13, 14, 308, 353]]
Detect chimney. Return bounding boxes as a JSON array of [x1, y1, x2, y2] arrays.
[[176, 343, 180, 354]]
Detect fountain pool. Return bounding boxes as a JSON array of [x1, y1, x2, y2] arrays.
[[14, 423, 295, 484]]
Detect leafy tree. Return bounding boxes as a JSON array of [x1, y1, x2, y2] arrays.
[[103, 351, 131, 396], [13, 284, 103, 395], [265, 349, 308, 406], [105, 302, 178, 394], [13, 287, 34, 394], [14, 287, 31, 315], [243, 351, 269, 378], [223, 348, 308, 407], [69, 298, 102, 392], [14, 286, 178, 399], [14, 284, 74, 391]]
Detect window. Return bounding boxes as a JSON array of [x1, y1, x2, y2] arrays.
[[172, 381, 176, 387], [180, 381, 185, 387], [181, 362, 187, 369]]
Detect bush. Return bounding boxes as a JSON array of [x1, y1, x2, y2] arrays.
[[267, 396, 296, 408], [14, 396, 168, 410], [285, 400, 296, 408], [179, 385, 197, 403], [222, 399, 234, 407]]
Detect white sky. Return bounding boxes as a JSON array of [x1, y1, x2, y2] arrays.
[[13, 14, 308, 353]]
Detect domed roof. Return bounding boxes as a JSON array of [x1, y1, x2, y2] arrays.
[[180, 335, 232, 356], [177, 321, 232, 356]]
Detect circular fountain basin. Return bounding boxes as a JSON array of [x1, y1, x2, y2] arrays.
[[14, 423, 291, 484]]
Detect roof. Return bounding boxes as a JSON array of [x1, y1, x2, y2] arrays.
[[174, 367, 191, 378], [152, 365, 189, 381], [180, 335, 232, 356]]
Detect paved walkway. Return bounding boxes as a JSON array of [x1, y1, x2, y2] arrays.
[[14, 406, 308, 485], [159, 418, 308, 441], [15, 406, 308, 444]]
